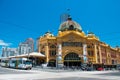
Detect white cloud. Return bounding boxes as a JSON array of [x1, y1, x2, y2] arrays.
[[0, 40, 12, 46]]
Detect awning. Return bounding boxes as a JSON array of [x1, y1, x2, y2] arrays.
[[29, 52, 45, 57], [9, 52, 45, 58]]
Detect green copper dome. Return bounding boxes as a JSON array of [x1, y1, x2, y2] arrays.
[[59, 18, 82, 32]]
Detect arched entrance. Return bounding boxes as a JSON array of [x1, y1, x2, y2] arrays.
[[64, 53, 81, 67], [48, 59, 56, 67]]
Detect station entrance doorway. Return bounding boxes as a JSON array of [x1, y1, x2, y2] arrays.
[[64, 53, 82, 67]]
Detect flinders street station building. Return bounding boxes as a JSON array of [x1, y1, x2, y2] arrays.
[[38, 16, 120, 69]]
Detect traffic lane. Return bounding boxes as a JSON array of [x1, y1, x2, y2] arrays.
[[96, 71, 120, 76], [38, 77, 110, 80], [0, 67, 33, 74]]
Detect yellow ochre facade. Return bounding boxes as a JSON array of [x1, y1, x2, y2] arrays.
[[38, 17, 120, 69]]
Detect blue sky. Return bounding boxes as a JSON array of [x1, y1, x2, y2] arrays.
[[0, 0, 120, 53]]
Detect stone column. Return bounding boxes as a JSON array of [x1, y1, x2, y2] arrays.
[[98, 46, 102, 63], [106, 48, 109, 64], [45, 43, 49, 65], [82, 43, 88, 68], [56, 43, 63, 68], [94, 44, 98, 63]]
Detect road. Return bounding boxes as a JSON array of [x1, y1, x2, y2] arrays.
[[0, 66, 120, 80], [0, 66, 33, 74]]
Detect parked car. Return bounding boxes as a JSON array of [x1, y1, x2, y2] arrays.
[[97, 67, 104, 71]]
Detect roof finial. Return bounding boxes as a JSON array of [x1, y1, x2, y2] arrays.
[[67, 8, 72, 20], [60, 8, 72, 23], [67, 8, 70, 17]]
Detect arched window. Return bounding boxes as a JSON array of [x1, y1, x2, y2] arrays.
[[64, 53, 81, 60], [69, 25, 74, 30], [49, 50, 56, 56], [50, 45, 56, 48]]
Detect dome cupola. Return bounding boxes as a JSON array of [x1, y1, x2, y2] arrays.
[[59, 16, 82, 32], [87, 32, 99, 40], [43, 31, 54, 37], [87, 32, 95, 37]]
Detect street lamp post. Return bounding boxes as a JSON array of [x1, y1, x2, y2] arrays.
[[56, 56, 58, 69], [89, 61, 93, 70], [79, 54, 88, 70], [79, 54, 83, 67]]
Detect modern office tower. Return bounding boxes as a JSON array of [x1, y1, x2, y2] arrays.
[[1, 47, 18, 57], [18, 38, 34, 55], [1, 47, 7, 57], [25, 38, 34, 52]]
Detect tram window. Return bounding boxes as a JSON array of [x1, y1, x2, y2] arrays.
[[23, 61, 26, 64], [26, 61, 32, 65], [12, 60, 16, 63], [1, 60, 5, 63], [19, 60, 22, 64]]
